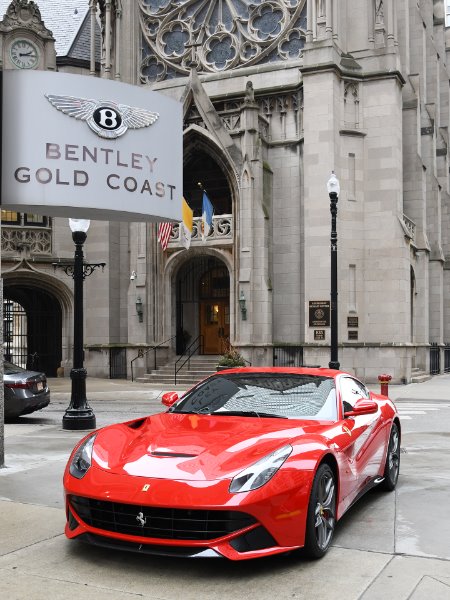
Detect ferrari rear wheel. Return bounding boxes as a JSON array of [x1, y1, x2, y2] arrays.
[[304, 463, 336, 559], [382, 423, 400, 491]]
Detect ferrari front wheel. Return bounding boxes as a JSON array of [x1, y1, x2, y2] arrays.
[[304, 463, 336, 559], [382, 423, 400, 491]]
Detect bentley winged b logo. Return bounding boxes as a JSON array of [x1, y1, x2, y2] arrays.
[[45, 94, 159, 139]]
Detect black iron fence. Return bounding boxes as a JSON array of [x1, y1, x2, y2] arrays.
[[110, 348, 127, 379], [444, 344, 450, 373], [273, 346, 304, 367], [430, 343, 440, 375]]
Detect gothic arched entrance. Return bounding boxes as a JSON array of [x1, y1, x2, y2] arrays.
[[175, 256, 230, 355], [3, 284, 62, 376]]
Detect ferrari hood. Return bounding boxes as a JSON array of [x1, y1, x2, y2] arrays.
[[92, 413, 328, 481]]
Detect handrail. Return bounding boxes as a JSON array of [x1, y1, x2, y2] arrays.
[[130, 335, 176, 382], [174, 335, 204, 385]]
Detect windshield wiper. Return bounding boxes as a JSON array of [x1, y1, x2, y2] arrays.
[[216, 410, 286, 419]]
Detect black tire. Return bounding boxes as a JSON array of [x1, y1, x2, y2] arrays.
[[382, 422, 400, 491], [303, 463, 336, 559]]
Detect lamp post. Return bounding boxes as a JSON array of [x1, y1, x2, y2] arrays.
[[53, 219, 105, 430], [327, 171, 340, 370]]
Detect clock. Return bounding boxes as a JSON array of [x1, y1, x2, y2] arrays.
[[9, 39, 40, 69]]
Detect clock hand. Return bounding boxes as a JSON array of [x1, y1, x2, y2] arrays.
[[19, 52, 33, 57]]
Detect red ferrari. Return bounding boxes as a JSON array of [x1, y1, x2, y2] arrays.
[[63, 367, 400, 560]]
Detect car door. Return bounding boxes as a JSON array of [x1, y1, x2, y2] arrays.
[[333, 376, 384, 508]]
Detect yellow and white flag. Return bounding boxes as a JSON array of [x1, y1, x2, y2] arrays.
[[180, 197, 193, 250]]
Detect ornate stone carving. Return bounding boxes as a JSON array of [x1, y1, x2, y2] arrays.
[[1, 227, 52, 255], [170, 214, 233, 246], [344, 82, 359, 128], [0, 0, 54, 38], [139, 0, 307, 82]]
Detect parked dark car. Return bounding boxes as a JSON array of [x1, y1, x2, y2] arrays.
[[4, 361, 50, 420]]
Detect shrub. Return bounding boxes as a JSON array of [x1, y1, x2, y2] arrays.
[[217, 346, 246, 367]]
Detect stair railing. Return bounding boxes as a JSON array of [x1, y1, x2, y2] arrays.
[[130, 335, 176, 382], [174, 335, 204, 385]]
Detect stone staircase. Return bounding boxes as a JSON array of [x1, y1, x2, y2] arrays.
[[137, 355, 221, 388], [410, 368, 431, 384]]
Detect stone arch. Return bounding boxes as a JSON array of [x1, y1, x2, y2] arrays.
[[183, 125, 240, 205], [164, 248, 234, 354], [2, 268, 73, 375]]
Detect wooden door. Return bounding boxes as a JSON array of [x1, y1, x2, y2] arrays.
[[200, 300, 229, 354]]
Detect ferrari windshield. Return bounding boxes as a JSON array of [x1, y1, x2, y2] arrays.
[[171, 373, 337, 420]]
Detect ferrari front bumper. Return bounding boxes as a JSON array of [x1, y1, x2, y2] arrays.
[[64, 466, 313, 560]]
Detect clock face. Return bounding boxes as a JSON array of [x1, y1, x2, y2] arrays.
[[10, 39, 39, 69]]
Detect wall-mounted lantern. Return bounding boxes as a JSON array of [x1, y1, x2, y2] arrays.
[[239, 290, 247, 320], [135, 296, 144, 322]]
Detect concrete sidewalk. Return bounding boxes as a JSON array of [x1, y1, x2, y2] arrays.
[[0, 374, 449, 599]]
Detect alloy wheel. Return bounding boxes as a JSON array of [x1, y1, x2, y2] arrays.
[[314, 470, 335, 550]]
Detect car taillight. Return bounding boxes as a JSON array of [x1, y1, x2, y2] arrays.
[[5, 381, 33, 389]]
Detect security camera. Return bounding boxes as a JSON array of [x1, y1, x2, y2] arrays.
[[130, 270, 136, 281]]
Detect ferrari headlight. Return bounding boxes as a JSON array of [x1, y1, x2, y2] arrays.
[[69, 434, 97, 479], [229, 444, 292, 493]]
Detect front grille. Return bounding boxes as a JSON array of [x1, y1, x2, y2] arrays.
[[70, 495, 256, 541]]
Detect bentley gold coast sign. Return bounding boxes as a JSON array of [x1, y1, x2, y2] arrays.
[[1, 70, 182, 222]]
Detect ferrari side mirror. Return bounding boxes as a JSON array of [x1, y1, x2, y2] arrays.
[[162, 392, 179, 408], [344, 398, 378, 418]]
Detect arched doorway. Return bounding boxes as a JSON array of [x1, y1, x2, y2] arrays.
[[176, 256, 230, 355], [3, 285, 62, 376]]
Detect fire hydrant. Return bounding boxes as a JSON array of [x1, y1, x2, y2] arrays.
[[378, 374, 392, 396]]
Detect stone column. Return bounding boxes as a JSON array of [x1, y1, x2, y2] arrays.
[[104, 0, 112, 79], [89, 0, 97, 76], [238, 87, 273, 362]]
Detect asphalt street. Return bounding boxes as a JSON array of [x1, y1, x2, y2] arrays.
[[0, 375, 449, 600]]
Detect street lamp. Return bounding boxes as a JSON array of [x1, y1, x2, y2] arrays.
[[327, 171, 340, 370], [53, 219, 105, 430]]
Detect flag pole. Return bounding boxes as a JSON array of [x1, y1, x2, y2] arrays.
[[197, 181, 209, 196]]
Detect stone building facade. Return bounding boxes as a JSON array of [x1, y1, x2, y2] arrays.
[[2, 0, 450, 383]]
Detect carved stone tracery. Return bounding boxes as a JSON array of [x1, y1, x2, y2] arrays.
[[183, 88, 302, 140], [2, 227, 52, 255], [139, 0, 307, 82]]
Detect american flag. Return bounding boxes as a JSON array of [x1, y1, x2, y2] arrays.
[[157, 222, 173, 251]]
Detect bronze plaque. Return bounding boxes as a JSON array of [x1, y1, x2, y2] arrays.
[[348, 330, 358, 340], [347, 316, 359, 328], [309, 301, 330, 327], [314, 330, 325, 341]]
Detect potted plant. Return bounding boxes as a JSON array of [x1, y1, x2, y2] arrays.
[[216, 345, 247, 371]]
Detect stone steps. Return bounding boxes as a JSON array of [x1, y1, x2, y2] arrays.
[[411, 368, 431, 384], [137, 355, 220, 386]]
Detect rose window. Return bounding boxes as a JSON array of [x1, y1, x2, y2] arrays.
[[139, 0, 307, 82]]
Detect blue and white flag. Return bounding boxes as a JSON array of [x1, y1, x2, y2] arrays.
[[201, 192, 214, 242]]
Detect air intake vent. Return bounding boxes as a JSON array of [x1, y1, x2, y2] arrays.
[[70, 496, 256, 541]]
